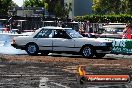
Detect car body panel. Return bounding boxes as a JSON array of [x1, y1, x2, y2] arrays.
[[11, 26, 112, 55], [52, 38, 75, 51], [34, 38, 53, 51]]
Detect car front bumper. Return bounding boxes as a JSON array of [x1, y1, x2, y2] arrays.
[[95, 46, 112, 53], [11, 44, 25, 50]]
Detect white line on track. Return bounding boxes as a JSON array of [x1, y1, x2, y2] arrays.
[[50, 82, 70, 88]]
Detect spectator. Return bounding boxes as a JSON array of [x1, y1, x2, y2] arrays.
[[12, 21, 17, 29], [122, 24, 132, 39], [11, 21, 19, 34], [5, 25, 10, 33], [79, 27, 85, 34]]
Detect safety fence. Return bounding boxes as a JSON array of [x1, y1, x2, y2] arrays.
[[0, 19, 107, 34]]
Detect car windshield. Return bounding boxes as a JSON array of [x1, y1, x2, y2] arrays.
[[66, 29, 83, 38]]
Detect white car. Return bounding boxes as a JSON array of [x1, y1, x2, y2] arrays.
[[100, 23, 126, 39], [11, 26, 112, 58]]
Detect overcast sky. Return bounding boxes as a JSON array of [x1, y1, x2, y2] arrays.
[[13, 0, 24, 7]]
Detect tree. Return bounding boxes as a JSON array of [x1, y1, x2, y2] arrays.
[[24, 0, 47, 16], [92, 0, 132, 15], [24, 0, 71, 18], [24, 0, 45, 7], [127, 0, 132, 14], [55, 1, 63, 17], [64, 2, 72, 18], [55, 1, 72, 18], [0, 0, 17, 16], [45, 0, 55, 16], [93, 0, 122, 14]]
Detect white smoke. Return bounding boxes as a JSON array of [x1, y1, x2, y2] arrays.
[[0, 33, 27, 54]]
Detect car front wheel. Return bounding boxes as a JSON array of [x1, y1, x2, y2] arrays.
[[26, 43, 39, 55], [81, 46, 94, 58]]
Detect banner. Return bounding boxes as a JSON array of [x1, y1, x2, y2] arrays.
[[112, 39, 132, 54], [77, 66, 130, 84]]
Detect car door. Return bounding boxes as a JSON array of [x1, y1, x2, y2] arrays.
[[33, 28, 53, 51], [52, 29, 75, 52]]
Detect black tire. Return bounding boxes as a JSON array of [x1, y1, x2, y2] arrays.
[[26, 43, 39, 55], [95, 53, 106, 58], [41, 51, 49, 56], [81, 46, 94, 58]]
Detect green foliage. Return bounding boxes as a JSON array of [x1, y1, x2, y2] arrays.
[[55, 1, 63, 17], [92, 0, 132, 15], [75, 14, 132, 23], [24, 0, 72, 18], [24, 0, 45, 7], [55, 1, 72, 18], [0, 0, 17, 16], [44, 3, 48, 10]]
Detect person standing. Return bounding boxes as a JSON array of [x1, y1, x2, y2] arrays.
[[11, 21, 18, 34], [122, 24, 132, 39]]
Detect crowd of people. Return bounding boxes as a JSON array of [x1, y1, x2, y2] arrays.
[[0, 18, 132, 39]]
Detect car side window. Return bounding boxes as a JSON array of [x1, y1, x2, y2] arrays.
[[35, 29, 52, 38], [53, 30, 70, 38]]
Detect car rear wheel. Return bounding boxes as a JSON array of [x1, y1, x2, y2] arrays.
[[26, 43, 39, 55], [95, 53, 106, 58], [81, 46, 94, 58]]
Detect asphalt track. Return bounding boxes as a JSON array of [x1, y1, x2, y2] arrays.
[[0, 58, 131, 88]]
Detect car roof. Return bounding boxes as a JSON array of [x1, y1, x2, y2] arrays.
[[41, 26, 72, 30]]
